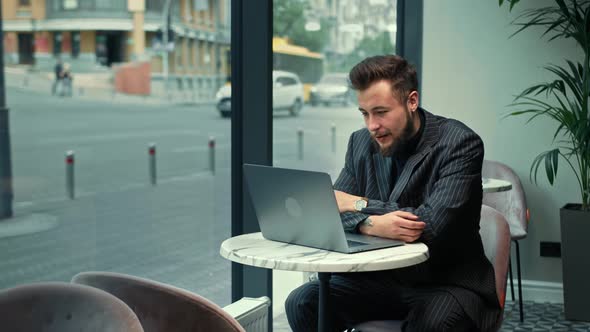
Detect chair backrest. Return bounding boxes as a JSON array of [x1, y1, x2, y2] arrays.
[[482, 159, 529, 239], [352, 207, 511, 332], [0, 282, 144, 332], [480, 205, 512, 310], [71, 271, 245, 332]]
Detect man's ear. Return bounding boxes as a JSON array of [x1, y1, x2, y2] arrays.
[[407, 91, 419, 111]]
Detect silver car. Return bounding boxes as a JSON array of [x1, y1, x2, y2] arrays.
[[215, 70, 305, 118], [310, 73, 352, 106]]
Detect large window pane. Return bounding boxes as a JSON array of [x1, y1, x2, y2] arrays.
[[272, 0, 398, 327], [1, 0, 231, 308]]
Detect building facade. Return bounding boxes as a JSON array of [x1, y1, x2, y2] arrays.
[[2, 0, 230, 95], [309, 0, 396, 56]]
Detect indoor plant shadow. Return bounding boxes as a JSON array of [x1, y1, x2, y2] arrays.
[[499, 0, 590, 321]]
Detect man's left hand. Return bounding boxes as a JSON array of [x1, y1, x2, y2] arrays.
[[334, 190, 362, 213]]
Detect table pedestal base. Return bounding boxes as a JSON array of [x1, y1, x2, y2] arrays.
[[318, 272, 332, 332]]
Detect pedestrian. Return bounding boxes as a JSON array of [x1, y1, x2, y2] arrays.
[[52, 58, 63, 96], [286, 55, 500, 331], [61, 63, 73, 97]]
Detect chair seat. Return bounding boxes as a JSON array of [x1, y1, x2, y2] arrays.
[[71, 271, 245, 332], [482, 159, 528, 323], [0, 282, 144, 332], [353, 320, 403, 332], [509, 222, 527, 239], [511, 232, 527, 240], [354, 206, 511, 331]]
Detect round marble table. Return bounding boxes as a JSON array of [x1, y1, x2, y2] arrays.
[[220, 232, 429, 332], [483, 178, 512, 193]]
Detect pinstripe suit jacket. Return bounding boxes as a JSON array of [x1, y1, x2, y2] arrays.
[[334, 109, 501, 331]]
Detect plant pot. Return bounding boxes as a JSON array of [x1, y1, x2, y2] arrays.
[[560, 203, 590, 322]]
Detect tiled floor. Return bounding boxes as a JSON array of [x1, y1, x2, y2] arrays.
[[273, 301, 590, 331], [501, 301, 590, 331]]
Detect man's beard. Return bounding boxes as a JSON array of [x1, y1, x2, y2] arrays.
[[373, 111, 415, 157]]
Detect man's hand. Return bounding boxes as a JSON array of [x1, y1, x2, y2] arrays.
[[359, 211, 425, 243], [334, 190, 362, 213]]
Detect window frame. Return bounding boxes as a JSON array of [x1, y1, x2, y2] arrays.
[[231, 0, 422, 328]]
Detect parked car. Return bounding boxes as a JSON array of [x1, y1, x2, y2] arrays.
[[215, 70, 305, 118], [310, 73, 352, 106], [216, 84, 232, 117]]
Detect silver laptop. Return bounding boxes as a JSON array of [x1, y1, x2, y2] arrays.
[[243, 164, 403, 254]]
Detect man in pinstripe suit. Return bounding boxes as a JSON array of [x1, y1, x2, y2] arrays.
[[285, 55, 501, 331]]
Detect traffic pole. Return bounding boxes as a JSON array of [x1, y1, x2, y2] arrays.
[[331, 123, 336, 153], [148, 143, 157, 185], [65, 151, 75, 199], [209, 136, 215, 175], [0, 7, 15, 219], [297, 128, 304, 160]]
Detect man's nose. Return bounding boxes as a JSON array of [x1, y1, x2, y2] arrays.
[[366, 115, 380, 132]]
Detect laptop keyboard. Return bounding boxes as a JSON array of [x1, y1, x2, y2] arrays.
[[347, 240, 368, 247]]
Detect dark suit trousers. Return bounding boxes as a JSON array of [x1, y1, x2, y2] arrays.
[[285, 269, 477, 332]]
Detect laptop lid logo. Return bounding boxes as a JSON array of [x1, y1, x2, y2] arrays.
[[285, 197, 302, 218]]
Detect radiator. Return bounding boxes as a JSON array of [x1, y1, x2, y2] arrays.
[[223, 296, 271, 332]]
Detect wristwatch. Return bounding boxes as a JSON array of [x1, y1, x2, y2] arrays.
[[354, 197, 368, 211]]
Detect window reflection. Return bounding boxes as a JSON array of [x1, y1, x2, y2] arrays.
[[1, 0, 232, 307], [272, 0, 398, 327], [272, 0, 397, 173]]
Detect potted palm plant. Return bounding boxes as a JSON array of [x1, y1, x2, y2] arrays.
[[499, 0, 590, 321]]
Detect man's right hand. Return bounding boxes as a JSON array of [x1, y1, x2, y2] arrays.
[[358, 211, 425, 243]]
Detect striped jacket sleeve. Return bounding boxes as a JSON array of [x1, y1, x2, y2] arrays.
[[365, 129, 484, 246], [333, 132, 371, 232]]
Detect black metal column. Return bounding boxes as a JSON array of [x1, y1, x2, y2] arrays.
[[318, 272, 333, 332], [0, 4, 14, 220], [396, 0, 423, 94], [231, 0, 273, 329]]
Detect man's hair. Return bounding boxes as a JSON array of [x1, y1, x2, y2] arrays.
[[349, 55, 418, 103]]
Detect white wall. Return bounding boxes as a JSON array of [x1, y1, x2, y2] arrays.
[[273, 271, 306, 319], [422, 0, 581, 293]]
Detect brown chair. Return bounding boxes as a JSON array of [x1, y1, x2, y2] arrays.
[[71, 271, 246, 332], [0, 282, 144, 332], [353, 205, 511, 332], [483, 159, 529, 322]]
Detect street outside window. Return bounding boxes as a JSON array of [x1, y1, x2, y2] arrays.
[[63, 0, 78, 10]]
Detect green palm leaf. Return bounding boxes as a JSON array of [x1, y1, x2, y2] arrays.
[[501, 0, 590, 210]]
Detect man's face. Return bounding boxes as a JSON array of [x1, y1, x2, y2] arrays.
[[357, 80, 419, 156]]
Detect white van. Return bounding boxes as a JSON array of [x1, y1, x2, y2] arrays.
[[215, 70, 305, 118]]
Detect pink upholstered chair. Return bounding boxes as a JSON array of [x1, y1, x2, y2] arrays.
[[482, 159, 529, 322], [0, 282, 144, 332], [352, 205, 511, 332], [71, 271, 245, 332]]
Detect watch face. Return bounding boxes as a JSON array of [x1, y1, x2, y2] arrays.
[[355, 199, 367, 211]]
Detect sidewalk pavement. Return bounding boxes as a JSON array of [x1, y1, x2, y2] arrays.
[[4, 66, 216, 106], [0, 151, 343, 301], [0, 168, 232, 306]]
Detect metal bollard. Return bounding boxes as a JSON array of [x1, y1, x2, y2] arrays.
[[209, 136, 215, 175], [65, 151, 75, 199], [297, 128, 304, 160], [148, 143, 157, 185], [331, 123, 336, 153], [23, 75, 29, 87], [166, 80, 173, 101], [192, 79, 197, 102]]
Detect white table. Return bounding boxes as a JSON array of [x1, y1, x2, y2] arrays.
[[483, 178, 512, 193], [220, 232, 429, 332]]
